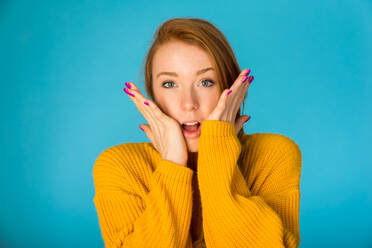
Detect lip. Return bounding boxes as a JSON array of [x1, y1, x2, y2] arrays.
[[181, 120, 200, 125], [181, 122, 202, 138]]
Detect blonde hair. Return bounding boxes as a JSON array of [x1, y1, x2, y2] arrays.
[[140, 17, 247, 142]]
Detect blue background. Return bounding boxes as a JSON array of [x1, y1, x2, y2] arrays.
[[1, 0, 371, 247]]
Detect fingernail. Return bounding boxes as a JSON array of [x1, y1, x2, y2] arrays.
[[249, 76, 254, 84], [124, 87, 135, 97], [144, 101, 149, 106], [245, 69, 251, 76], [125, 82, 132, 89], [139, 126, 144, 131], [242, 75, 248, 83], [244, 116, 251, 123], [227, 90, 232, 95]]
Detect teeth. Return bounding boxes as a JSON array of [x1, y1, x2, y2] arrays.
[[183, 121, 199, 125]]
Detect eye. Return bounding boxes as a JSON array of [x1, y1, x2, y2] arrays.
[[201, 79, 215, 87], [162, 81, 175, 88], [161, 79, 215, 88]]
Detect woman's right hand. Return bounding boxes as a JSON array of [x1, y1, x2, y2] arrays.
[[124, 81, 188, 167]]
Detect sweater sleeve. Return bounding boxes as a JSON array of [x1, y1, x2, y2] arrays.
[[92, 146, 194, 248], [197, 120, 302, 248]]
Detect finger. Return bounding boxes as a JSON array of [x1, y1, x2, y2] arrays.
[[225, 69, 251, 107], [228, 70, 254, 116], [235, 74, 251, 106], [236, 69, 253, 99], [124, 84, 154, 122], [218, 88, 231, 112], [238, 75, 254, 107], [125, 82, 159, 116], [230, 68, 251, 92], [124, 82, 166, 142], [209, 68, 247, 119], [124, 81, 163, 126]]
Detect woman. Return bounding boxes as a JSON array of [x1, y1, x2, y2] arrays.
[[93, 17, 302, 248]]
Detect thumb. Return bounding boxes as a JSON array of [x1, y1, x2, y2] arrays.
[[235, 115, 251, 134]]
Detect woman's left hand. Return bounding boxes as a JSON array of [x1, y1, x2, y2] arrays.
[[205, 68, 254, 134]]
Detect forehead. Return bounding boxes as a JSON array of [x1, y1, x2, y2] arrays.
[[152, 41, 213, 75]]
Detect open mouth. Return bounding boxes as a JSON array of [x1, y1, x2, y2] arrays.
[[181, 122, 201, 132]]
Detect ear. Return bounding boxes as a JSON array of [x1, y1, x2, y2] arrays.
[[235, 115, 251, 134]]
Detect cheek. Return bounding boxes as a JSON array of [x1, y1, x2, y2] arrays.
[[195, 97, 216, 118], [155, 94, 178, 114], [204, 93, 220, 111]]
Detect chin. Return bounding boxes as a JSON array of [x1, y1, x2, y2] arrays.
[[187, 147, 198, 153]]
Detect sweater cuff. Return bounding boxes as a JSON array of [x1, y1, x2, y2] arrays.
[[155, 159, 194, 183], [200, 120, 236, 137]]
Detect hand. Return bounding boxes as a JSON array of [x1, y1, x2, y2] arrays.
[[205, 68, 254, 134], [123, 82, 188, 167]]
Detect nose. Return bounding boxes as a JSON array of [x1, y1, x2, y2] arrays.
[[181, 90, 199, 111]]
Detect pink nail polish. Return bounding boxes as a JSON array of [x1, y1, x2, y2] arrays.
[[227, 90, 232, 95], [249, 75, 254, 83], [125, 82, 131, 89], [245, 69, 251, 76], [124, 87, 135, 97], [139, 126, 144, 131], [242, 76, 248, 83], [144, 101, 149, 106], [244, 116, 251, 123]]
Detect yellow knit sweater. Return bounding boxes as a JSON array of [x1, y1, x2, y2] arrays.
[[93, 120, 302, 248]]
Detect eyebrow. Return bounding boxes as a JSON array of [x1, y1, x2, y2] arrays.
[[156, 67, 214, 79]]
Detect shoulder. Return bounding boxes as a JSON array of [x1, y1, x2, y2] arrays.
[[92, 142, 157, 193], [241, 132, 302, 171], [245, 132, 301, 155], [93, 142, 157, 177], [94, 142, 156, 165]]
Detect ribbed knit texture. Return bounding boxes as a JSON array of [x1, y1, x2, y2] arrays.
[[93, 120, 302, 248]]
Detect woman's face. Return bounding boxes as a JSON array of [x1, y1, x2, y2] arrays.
[[152, 40, 221, 152]]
